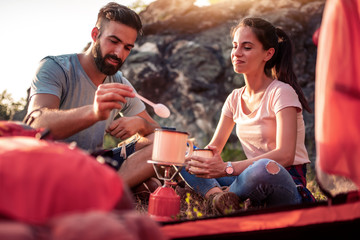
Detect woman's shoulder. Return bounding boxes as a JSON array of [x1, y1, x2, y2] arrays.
[[267, 80, 301, 111], [268, 80, 297, 96], [228, 86, 245, 99], [269, 80, 293, 90]]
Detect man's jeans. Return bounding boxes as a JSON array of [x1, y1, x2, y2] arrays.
[[180, 158, 302, 207]]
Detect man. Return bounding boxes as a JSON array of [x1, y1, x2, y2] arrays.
[[27, 2, 159, 190]]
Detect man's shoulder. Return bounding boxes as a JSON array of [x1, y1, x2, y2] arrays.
[[42, 54, 78, 72]]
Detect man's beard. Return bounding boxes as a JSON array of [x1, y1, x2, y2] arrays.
[[93, 42, 124, 76]]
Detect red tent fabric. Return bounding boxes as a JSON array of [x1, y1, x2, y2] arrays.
[[162, 201, 360, 239], [315, 0, 360, 187], [0, 137, 123, 224], [0, 121, 49, 138]]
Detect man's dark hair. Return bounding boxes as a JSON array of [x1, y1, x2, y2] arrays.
[[96, 2, 143, 35]]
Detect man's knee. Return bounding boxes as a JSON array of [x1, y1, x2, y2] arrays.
[[135, 133, 154, 151]]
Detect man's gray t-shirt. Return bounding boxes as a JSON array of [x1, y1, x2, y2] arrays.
[[30, 54, 145, 150]]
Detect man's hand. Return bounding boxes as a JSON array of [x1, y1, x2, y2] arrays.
[[106, 116, 146, 140], [93, 83, 135, 120]]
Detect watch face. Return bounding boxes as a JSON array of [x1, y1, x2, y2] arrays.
[[226, 166, 234, 175]]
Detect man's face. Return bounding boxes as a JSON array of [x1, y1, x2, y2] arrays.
[[93, 41, 123, 75], [92, 21, 137, 75]]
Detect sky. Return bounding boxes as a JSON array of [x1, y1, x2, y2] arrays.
[[0, 0, 210, 102], [0, 0, 153, 101]]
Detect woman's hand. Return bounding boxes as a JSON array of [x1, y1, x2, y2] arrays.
[[187, 145, 227, 179]]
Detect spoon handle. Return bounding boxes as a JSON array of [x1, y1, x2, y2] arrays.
[[134, 93, 155, 107]]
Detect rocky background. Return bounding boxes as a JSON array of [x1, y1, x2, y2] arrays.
[[123, 0, 324, 163]]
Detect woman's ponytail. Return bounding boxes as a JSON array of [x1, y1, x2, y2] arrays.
[[273, 28, 312, 113]]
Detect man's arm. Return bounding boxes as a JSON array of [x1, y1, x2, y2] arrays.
[[27, 83, 135, 140], [27, 94, 99, 139]]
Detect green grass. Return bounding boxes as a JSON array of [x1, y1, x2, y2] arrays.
[[306, 165, 328, 202]]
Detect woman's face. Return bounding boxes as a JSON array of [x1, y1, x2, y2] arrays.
[[231, 26, 273, 75]]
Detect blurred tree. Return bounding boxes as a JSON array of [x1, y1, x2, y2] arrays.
[[128, 0, 149, 13], [0, 90, 26, 120]]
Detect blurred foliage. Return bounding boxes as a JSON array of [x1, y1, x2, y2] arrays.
[[128, 0, 226, 13], [221, 142, 246, 162], [128, 0, 149, 13], [0, 90, 26, 120], [103, 133, 122, 149]]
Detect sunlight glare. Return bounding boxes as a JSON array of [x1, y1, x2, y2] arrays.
[[194, 0, 211, 7]]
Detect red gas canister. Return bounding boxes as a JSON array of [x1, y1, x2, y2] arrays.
[[148, 186, 180, 222]]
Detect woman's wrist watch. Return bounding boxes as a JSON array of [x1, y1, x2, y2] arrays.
[[225, 161, 234, 176]]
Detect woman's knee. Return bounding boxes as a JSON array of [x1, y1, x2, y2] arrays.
[[251, 158, 279, 170], [244, 159, 282, 181], [264, 160, 281, 175]]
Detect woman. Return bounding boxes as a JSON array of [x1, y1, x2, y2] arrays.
[[181, 17, 315, 214]]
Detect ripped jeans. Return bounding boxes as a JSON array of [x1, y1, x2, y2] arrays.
[[180, 159, 302, 207]]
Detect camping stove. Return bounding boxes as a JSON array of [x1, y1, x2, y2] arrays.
[[147, 160, 183, 221]]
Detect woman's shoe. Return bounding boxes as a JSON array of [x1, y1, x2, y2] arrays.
[[208, 192, 241, 215]]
